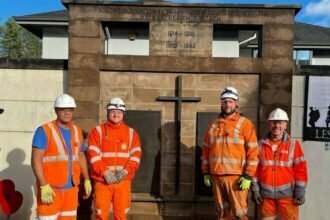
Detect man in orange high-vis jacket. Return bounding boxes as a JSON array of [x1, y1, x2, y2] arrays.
[[88, 97, 142, 220], [31, 94, 92, 220], [252, 108, 308, 219], [202, 87, 259, 220]]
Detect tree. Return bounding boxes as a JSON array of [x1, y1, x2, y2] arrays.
[[0, 18, 41, 59]]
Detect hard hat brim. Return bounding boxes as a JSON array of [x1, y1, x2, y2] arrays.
[[220, 94, 238, 101]]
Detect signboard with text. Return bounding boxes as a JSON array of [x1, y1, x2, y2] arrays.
[[304, 76, 330, 141]]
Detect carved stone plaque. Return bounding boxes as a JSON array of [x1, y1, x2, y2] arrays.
[[150, 22, 212, 57]]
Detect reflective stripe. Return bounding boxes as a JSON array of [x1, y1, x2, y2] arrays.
[[129, 128, 133, 149], [233, 117, 245, 144], [252, 177, 258, 183], [107, 165, 124, 171], [89, 145, 101, 155], [101, 152, 130, 158], [289, 138, 295, 159], [235, 207, 248, 217], [43, 155, 69, 162], [90, 156, 101, 164], [260, 182, 273, 191], [202, 160, 209, 165], [247, 142, 258, 148], [277, 161, 293, 167], [210, 156, 245, 165], [129, 156, 140, 163], [73, 125, 79, 155], [47, 123, 66, 156], [38, 213, 60, 220], [60, 210, 77, 216], [96, 125, 102, 141], [276, 183, 292, 191], [261, 182, 291, 191], [296, 181, 307, 187], [73, 125, 79, 144], [129, 147, 141, 155], [294, 156, 305, 164], [246, 160, 259, 166], [261, 160, 293, 167], [72, 155, 79, 161], [209, 124, 216, 144], [260, 138, 297, 167], [116, 152, 130, 158], [262, 217, 277, 220], [95, 208, 102, 215], [216, 137, 245, 145]]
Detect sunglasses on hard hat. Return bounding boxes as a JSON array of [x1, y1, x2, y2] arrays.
[[109, 103, 125, 108], [221, 88, 238, 96]]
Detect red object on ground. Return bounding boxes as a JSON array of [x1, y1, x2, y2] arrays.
[[0, 179, 23, 216]]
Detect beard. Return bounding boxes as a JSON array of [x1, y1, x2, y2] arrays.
[[221, 106, 237, 116]]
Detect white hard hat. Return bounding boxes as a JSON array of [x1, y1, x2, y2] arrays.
[[268, 108, 289, 121], [220, 87, 239, 100], [107, 97, 125, 112], [54, 94, 76, 108]]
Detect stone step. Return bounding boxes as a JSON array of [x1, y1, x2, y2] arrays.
[[77, 214, 215, 220]]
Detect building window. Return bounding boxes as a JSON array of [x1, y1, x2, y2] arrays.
[[293, 50, 312, 65], [310, 50, 330, 66], [103, 22, 149, 56], [213, 25, 261, 58]]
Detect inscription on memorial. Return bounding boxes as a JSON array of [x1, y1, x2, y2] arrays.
[[150, 22, 212, 56], [96, 7, 283, 23]]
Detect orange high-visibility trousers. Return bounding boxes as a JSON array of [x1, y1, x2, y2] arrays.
[[260, 198, 299, 220], [37, 186, 78, 220], [212, 175, 248, 220], [93, 180, 131, 220]]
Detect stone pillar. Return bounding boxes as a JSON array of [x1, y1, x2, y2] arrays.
[[259, 10, 295, 137], [67, 5, 105, 132]]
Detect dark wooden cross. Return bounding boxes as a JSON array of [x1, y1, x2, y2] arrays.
[[156, 75, 201, 194]]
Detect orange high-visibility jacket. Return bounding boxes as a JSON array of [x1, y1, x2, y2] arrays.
[[41, 120, 83, 187], [252, 133, 308, 199], [88, 122, 142, 182], [202, 112, 259, 177]]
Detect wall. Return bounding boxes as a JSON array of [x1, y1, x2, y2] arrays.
[[312, 57, 330, 65], [42, 27, 69, 59], [65, 2, 296, 218], [0, 68, 67, 219], [1, 68, 330, 219], [291, 72, 330, 220]]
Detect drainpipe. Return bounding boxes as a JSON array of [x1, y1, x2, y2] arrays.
[[239, 32, 257, 46]]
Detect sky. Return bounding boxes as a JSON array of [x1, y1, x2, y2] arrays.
[[0, 0, 329, 27]]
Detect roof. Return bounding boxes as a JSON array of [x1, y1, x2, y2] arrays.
[[13, 10, 68, 38], [294, 22, 330, 48], [13, 10, 68, 22], [13, 10, 330, 48], [61, 0, 301, 13]]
